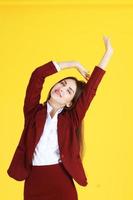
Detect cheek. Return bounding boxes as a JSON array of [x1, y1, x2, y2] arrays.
[[70, 95, 74, 101], [66, 94, 73, 102], [52, 84, 60, 91], [51, 85, 59, 93]]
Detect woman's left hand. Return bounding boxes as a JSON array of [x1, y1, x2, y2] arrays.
[[103, 35, 113, 54], [98, 36, 114, 69]]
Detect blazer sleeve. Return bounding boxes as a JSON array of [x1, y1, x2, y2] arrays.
[[70, 66, 106, 127], [23, 60, 59, 117]]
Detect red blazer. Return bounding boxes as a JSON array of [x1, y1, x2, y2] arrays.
[[7, 61, 106, 187]]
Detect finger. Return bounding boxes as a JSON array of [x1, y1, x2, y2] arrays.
[[85, 74, 90, 79], [86, 75, 90, 79], [85, 72, 90, 76], [85, 76, 90, 81]]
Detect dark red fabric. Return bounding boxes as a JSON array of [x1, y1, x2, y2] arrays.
[[7, 61, 106, 187], [24, 163, 78, 200]]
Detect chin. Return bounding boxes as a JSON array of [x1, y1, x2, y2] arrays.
[[50, 93, 60, 102]]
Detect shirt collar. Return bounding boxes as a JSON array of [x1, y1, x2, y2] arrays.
[[47, 101, 64, 115]]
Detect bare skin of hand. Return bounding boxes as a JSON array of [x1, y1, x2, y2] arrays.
[[75, 62, 91, 81], [57, 35, 113, 79]]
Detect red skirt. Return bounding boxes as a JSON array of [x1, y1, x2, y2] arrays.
[[24, 162, 78, 200]]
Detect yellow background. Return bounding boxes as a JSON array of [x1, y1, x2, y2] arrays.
[[1, 0, 133, 199]]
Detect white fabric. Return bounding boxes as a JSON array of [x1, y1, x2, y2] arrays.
[[32, 61, 64, 165], [52, 61, 61, 71]]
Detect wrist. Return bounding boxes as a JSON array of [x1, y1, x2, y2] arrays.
[[105, 48, 114, 55], [58, 61, 77, 70]]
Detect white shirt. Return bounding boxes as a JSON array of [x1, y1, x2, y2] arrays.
[[32, 61, 63, 166]]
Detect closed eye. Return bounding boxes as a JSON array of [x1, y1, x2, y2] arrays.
[[61, 82, 65, 86], [61, 81, 71, 94]]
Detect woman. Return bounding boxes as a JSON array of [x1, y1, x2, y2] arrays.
[[7, 36, 113, 200]]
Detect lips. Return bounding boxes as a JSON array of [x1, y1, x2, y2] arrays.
[[55, 89, 61, 97]]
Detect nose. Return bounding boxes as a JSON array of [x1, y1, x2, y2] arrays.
[[60, 88, 63, 96], [60, 87, 66, 96]]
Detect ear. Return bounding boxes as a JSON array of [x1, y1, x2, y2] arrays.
[[66, 101, 72, 107]]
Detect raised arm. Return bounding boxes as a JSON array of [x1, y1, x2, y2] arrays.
[[69, 66, 106, 127], [98, 36, 113, 70], [69, 36, 113, 126], [23, 61, 60, 118]]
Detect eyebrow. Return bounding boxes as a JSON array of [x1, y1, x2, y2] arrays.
[[64, 80, 74, 94]]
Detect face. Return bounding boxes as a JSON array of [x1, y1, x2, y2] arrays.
[[50, 78, 77, 107]]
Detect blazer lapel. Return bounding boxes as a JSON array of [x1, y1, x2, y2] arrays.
[[34, 104, 47, 148], [57, 110, 67, 152]]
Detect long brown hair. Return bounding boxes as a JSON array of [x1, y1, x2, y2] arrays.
[[43, 76, 86, 161]]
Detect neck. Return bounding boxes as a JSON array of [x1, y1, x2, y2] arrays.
[[48, 98, 64, 111]]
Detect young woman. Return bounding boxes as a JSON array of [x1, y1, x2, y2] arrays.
[[7, 36, 113, 200]]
